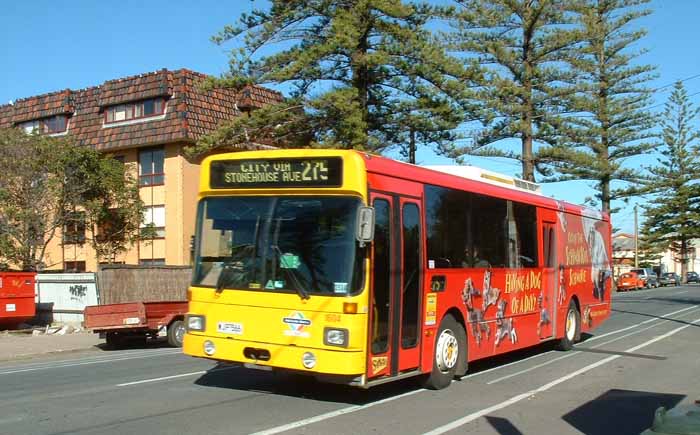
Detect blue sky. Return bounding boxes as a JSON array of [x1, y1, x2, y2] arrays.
[[1, 0, 697, 233]]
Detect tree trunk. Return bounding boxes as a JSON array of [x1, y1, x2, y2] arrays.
[[680, 238, 688, 284]]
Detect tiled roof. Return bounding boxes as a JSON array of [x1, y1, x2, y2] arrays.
[[0, 69, 284, 152]]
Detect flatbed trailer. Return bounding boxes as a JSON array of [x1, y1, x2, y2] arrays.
[[0, 272, 36, 329], [84, 301, 187, 347]]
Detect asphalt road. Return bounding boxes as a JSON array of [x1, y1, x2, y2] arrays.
[[1, 284, 699, 435]]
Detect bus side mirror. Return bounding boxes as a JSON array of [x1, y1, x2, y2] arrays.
[[356, 206, 375, 247]]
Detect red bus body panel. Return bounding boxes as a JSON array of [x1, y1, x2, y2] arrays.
[[362, 153, 612, 374], [0, 272, 36, 328], [84, 301, 188, 333]]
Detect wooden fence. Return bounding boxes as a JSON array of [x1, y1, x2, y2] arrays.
[[97, 265, 192, 304]]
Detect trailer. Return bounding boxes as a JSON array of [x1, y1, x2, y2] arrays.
[[0, 272, 36, 329], [84, 301, 188, 348]]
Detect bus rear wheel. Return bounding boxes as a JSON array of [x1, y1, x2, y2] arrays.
[[558, 300, 580, 351], [423, 315, 464, 390]]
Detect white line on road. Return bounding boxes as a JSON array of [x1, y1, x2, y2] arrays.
[[485, 306, 700, 384], [117, 371, 207, 386], [249, 389, 427, 435], [247, 304, 699, 435], [116, 365, 238, 387], [0, 350, 182, 376], [423, 316, 700, 435], [461, 304, 698, 382]]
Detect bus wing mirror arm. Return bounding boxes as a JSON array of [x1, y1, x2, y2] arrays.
[[356, 206, 375, 248]]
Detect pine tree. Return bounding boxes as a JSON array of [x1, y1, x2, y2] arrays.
[[640, 82, 700, 283], [539, 0, 655, 213], [191, 0, 472, 158], [443, 0, 580, 181]]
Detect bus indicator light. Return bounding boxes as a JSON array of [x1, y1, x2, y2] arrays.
[[343, 303, 358, 314]]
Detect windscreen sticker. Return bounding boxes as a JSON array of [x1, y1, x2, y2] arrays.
[[333, 282, 348, 294], [280, 253, 300, 269], [249, 282, 261, 289], [265, 280, 275, 290], [283, 311, 311, 338], [274, 280, 285, 289]]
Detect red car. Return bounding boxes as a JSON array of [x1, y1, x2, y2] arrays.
[[617, 272, 644, 291]]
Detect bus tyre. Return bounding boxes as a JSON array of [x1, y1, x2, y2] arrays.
[[424, 315, 464, 390], [558, 300, 580, 351], [167, 320, 186, 347]]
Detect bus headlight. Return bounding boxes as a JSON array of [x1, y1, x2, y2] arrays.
[[187, 315, 205, 332], [302, 352, 316, 369], [324, 328, 349, 347]]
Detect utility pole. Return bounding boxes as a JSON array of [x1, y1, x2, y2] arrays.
[[634, 204, 638, 268]]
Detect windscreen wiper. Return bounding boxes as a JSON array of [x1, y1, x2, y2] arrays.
[[272, 245, 309, 300]]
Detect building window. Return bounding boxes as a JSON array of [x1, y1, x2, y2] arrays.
[[139, 147, 165, 186], [64, 261, 86, 272], [18, 115, 69, 134], [141, 205, 165, 238], [139, 258, 165, 266], [63, 211, 86, 245], [105, 98, 165, 124]]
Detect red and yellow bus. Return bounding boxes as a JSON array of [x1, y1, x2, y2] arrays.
[[183, 149, 612, 389]]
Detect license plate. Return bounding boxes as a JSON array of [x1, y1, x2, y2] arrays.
[[217, 322, 243, 335], [123, 317, 140, 325]]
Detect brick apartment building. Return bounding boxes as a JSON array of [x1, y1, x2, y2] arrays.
[[0, 68, 283, 272]]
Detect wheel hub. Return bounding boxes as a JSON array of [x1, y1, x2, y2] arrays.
[[435, 329, 459, 373]]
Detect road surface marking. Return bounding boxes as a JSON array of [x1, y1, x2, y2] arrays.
[[0, 350, 182, 376], [247, 304, 699, 434], [117, 371, 207, 386], [462, 304, 698, 381], [0, 348, 179, 371], [249, 389, 427, 435], [116, 365, 238, 387], [485, 306, 700, 384], [423, 316, 700, 435]]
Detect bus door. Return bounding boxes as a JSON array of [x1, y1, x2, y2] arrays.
[[539, 210, 558, 339], [367, 193, 422, 380]]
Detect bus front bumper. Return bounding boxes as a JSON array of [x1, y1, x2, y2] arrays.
[[183, 333, 366, 376]]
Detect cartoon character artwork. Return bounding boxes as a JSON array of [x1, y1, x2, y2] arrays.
[[494, 299, 517, 347], [468, 309, 491, 346], [482, 270, 500, 312], [582, 215, 612, 301], [558, 265, 567, 306], [557, 200, 568, 233], [461, 278, 480, 310], [536, 291, 551, 337], [461, 277, 491, 346], [583, 305, 593, 328]]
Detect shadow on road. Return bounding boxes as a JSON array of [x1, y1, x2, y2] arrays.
[[562, 389, 685, 435], [485, 416, 524, 435], [193, 341, 563, 404], [611, 308, 700, 327]]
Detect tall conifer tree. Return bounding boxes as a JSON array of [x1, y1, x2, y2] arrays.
[[192, 1, 473, 157], [444, 0, 579, 181], [539, 0, 655, 213], [640, 82, 700, 282]]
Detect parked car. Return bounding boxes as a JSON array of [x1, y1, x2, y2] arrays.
[[617, 271, 644, 291], [659, 272, 681, 287], [630, 268, 659, 288], [687, 271, 699, 283]]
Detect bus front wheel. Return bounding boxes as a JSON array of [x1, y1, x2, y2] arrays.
[[424, 315, 464, 390], [558, 300, 580, 351]]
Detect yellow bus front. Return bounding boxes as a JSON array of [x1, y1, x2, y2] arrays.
[[183, 150, 371, 384]]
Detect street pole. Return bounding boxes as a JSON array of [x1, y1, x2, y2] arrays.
[[634, 204, 638, 268]]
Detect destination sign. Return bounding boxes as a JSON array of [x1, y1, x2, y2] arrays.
[[210, 157, 343, 188]]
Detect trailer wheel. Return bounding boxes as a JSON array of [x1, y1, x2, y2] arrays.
[[105, 332, 126, 349], [167, 320, 186, 347], [423, 314, 464, 390], [558, 300, 580, 351]]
